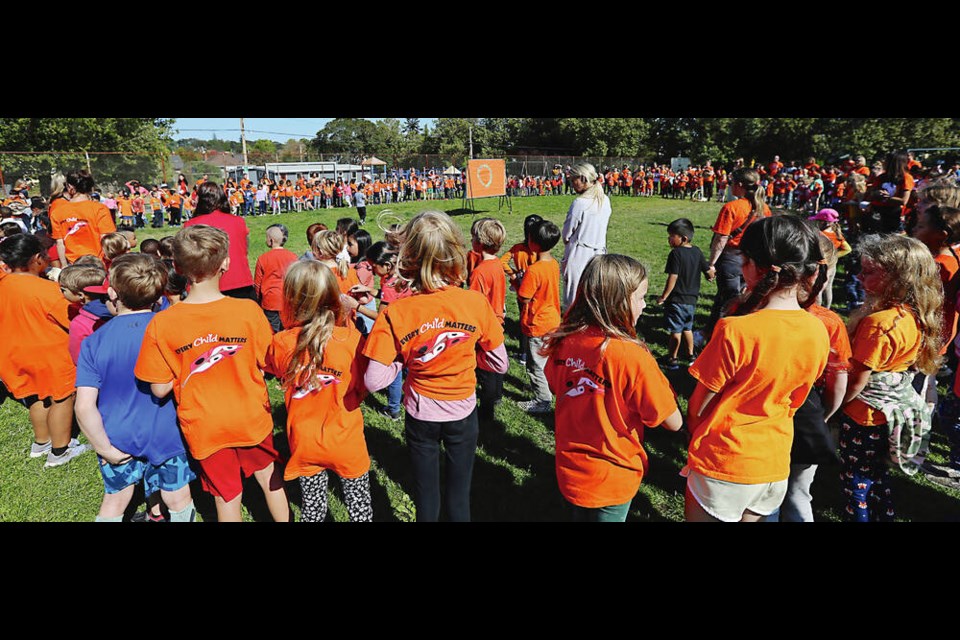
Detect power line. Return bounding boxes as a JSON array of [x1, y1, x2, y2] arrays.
[[174, 128, 315, 138]]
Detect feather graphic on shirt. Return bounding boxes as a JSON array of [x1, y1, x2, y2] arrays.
[[564, 376, 604, 398], [291, 374, 340, 400], [413, 331, 467, 364], [65, 221, 88, 237], [182, 344, 241, 386]]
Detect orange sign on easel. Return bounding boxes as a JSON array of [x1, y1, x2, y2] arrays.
[[466, 159, 506, 199]]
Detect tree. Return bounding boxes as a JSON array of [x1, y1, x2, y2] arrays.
[[0, 118, 174, 194], [311, 118, 380, 162]]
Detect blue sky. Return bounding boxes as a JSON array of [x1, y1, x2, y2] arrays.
[[170, 118, 435, 143]]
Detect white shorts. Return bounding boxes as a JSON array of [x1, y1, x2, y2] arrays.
[[682, 467, 788, 522]]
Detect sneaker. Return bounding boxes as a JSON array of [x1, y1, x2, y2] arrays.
[[517, 399, 552, 414], [925, 473, 960, 491], [921, 460, 960, 479], [44, 443, 93, 468], [29, 440, 51, 458], [378, 408, 402, 421], [31, 437, 80, 459]]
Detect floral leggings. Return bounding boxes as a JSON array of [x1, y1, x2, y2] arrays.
[[298, 471, 373, 523], [839, 416, 894, 522]]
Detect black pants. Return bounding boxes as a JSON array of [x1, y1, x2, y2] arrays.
[[404, 408, 479, 522], [476, 369, 504, 421], [706, 248, 743, 338]]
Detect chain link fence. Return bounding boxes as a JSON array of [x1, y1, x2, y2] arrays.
[[1, 151, 656, 198]]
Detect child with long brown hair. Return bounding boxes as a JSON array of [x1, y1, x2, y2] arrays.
[[840, 234, 943, 521], [361, 210, 507, 522], [265, 261, 372, 522], [541, 254, 682, 521]]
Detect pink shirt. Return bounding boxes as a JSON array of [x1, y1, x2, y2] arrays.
[[184, 211, 254, 291]]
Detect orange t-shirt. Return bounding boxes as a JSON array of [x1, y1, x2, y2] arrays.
[[821, 229, 843, 250], [134, 297, 274, 460], [469, 257, 507, 323], [500, 242, 538, 277], [362, 286, 504, 401], [808, 304, 852, 382], [711, 198, 772, 249], [466, 249, 482, 276], [844, 306, 922, 426], [265, 325, 369, 481], [544, 328, 678, 508], [687, 309, 829, 483], [254, 248, 299, 312], [0, 272, 75, 401], [517, 258, 561, 337], [327, 263, 360, 294], [50, 200, 117, 263]]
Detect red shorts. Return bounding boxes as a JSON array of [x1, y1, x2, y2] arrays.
[[196, 433, 283, 502]]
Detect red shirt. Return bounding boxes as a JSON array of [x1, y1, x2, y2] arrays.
[[184, 211, 254, 291], [254, 248, 298, 311]]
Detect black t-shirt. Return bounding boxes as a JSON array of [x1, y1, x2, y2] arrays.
[[664, 245, 709, 305]]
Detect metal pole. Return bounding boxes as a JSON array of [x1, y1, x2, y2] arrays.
[[240, 118, 248, 166], [469, 127, 473, 160]]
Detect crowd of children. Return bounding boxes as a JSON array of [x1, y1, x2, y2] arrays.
[[2, 152, 960, 522]]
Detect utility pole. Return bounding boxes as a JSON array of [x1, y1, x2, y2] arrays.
[[240, 117, 248, 165], [469, 126, 473, 159]]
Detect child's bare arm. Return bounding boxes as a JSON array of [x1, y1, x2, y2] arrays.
[[150, 381, 174, 399], [660, 408, 683, 431], [688, 381, 718, 420], [75, 387, 133, 465], [658, 273, 679, 305], [841, 360, 871, 407], [823, 370, 849, 422]]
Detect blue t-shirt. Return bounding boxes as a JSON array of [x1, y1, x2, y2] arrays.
[[354, 190, 366, 207], [75, 310, 186, 465]]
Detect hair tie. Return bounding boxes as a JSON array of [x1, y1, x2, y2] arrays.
[[769, 265, 781, 273], [818, 259, 828, 265]]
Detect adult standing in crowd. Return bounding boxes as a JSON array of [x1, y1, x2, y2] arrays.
[[561, 162, 611, 308], [705, 167, 771, 335], [184, 181, 256, 299], [865, 151, 914, 234], [49, 170, 116, 265]]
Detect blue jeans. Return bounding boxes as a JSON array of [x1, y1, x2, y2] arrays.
[[404, 408, 479, 522], [386, 370, 403, 414]]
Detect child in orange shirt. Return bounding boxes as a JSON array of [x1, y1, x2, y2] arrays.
[[134, 225, 289, 523], [254, 223, 298, 333], [685, 216, 830, 522], [265, 261, 371, 522], [913, 204, 960, 487], [838, 235, 943, 520], [469, 218, 507, 421], [361, 211, 507, 522], [0, 234, 91, 466], [516, 220, 562, 414], [543, 255, 682, 521]]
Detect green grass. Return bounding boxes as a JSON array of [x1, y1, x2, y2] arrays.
[[3, 193, 959, 521]]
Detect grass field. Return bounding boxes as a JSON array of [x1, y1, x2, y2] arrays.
[[3, 193, 959, 521]]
